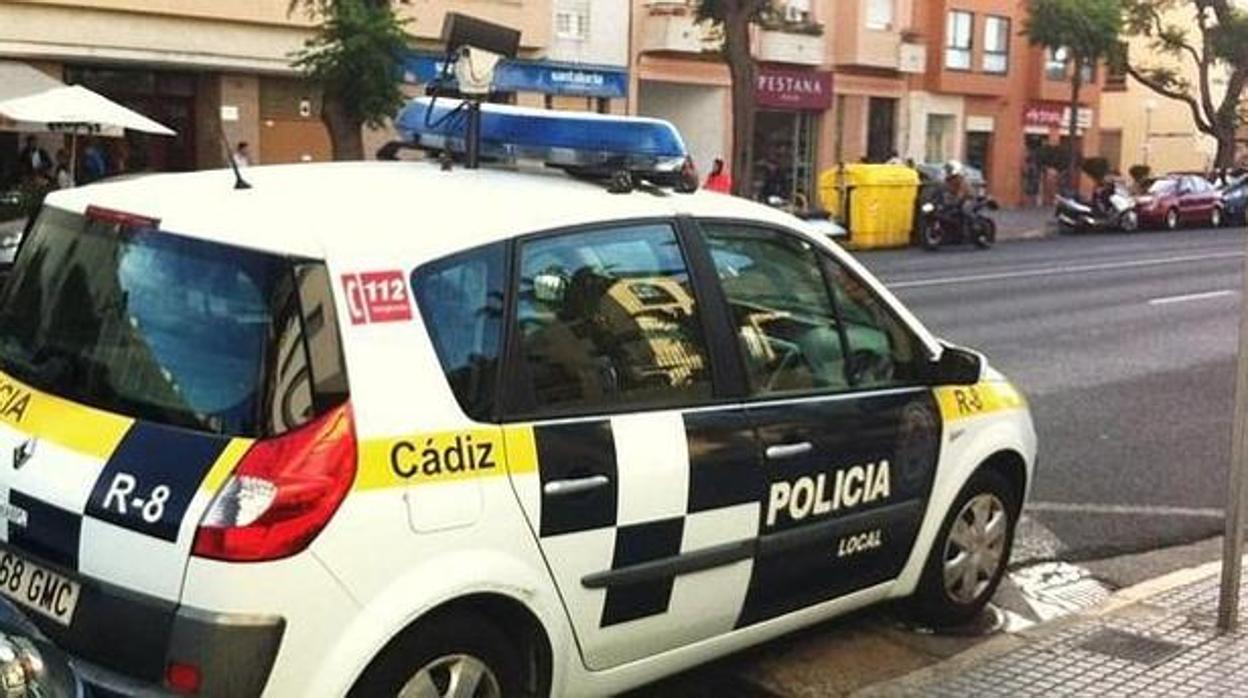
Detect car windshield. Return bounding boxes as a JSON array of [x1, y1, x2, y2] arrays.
[[1147, 180, 1177, 194], [0, 206, 341, 437]]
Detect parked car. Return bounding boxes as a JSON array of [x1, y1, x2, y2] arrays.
[[1135, 174, 1224, 229], [1219, 175, 1248, 225]]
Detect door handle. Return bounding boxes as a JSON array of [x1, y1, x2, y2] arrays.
[[543, 475, 610, 497], [765, 442, 813, 460]]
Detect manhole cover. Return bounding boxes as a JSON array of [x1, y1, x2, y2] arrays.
[[1077, 628, 1186, 666]]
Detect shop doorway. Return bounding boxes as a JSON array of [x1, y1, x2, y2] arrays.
[[867, 97, 897, 162], [64, 66, 197, 175], [966, 131, 991, 184], [753, 110, 817, 207]]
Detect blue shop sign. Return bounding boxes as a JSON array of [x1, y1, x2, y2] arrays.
[[402, 53, 628, 99]]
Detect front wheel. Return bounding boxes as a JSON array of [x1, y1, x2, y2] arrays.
[[1119, 210, 1139, 233], [1165, 208, 1180, 230], [908, 468, 1019, 628], [349, 610, 524, 698], [921, 220, 944, 250], [1210, 206, 1223, 228]]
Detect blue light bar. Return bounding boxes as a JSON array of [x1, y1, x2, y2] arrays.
[[395, 97, 690, 176]]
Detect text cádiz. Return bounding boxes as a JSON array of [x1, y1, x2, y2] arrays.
[[766, 460, 891, 527]]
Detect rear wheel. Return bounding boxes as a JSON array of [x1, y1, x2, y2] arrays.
[[350, 610, 523, 698], [1165, 208, 1180, 230], [909, 468, 1019, 628], [972, 219, 996, 249]]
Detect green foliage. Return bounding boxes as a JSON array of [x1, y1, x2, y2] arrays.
[[291, 0, 411, 129], [1024, 0, 1123, 62], [694, 0, 769, 25], [1081, 157, 1112, 182]]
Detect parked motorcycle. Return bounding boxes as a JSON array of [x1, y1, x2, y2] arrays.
[[1055, 182, 1139, 233], [919, 194, 999, 250]]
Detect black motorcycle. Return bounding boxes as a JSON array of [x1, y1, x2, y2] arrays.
[[918, 194, 999, 250]]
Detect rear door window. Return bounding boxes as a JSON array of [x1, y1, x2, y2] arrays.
[[0, 206, 347, 437]]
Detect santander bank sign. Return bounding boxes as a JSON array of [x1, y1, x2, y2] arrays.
[[755, 68, 833, 110]]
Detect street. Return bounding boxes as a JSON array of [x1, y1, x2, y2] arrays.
[[859, 227, 1243, 563]]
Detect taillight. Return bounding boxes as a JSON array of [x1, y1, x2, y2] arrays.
[[192, 402, 357, 562]]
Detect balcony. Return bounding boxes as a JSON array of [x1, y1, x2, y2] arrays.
[[898, 40, 926, 74], [756, 25, 826, 66], [640, 1, 722, 54]]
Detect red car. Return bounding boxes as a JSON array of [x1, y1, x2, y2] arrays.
[[1135, 175, 1225, 229]]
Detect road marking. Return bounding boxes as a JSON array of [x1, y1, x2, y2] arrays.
[[886, 251, 1245, 289], [1028, 501, 1223, 519], [1147, 289, 1236, 306]]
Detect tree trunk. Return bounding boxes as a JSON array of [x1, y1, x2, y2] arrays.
[[723, 9, 756, 199], [1067, 57, 1083, 196], [323, 95, 365, 161], [1213, 120, 1238, 171]]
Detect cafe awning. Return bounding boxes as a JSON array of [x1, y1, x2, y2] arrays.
[[0, 60, 174, 137]]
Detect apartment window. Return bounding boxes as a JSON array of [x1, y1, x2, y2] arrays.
[[866, 0, 893, 30], [945, 11, 973, 70], [1045, 47, 1068, 80], [982, 16, 1009, 74], [555, 7, 589, 40], [1105, 43, 1128, 91]]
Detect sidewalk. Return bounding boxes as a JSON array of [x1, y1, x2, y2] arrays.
[[995, 206, 1054, 241], [861, 559, 1248, 697]]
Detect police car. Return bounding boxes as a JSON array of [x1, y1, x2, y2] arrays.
[[0, 102, 1035, 697]]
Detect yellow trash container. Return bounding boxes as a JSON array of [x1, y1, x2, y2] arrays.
[[818, 164, 920, 249]]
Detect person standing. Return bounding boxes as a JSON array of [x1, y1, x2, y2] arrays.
[[704, 157, 732, 194], [17, 136, 50, 182], [233, 141, 252, 168], [54, 149, 74, 189]]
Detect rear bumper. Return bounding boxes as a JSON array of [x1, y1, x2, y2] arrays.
[[20, 566, 284, 697]]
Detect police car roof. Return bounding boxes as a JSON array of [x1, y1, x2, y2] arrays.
[[45, 160, 800, 263]]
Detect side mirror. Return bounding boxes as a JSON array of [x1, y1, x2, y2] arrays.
[[928, 345, 982, 385]]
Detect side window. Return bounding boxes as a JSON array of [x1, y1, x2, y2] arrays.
[[513, 223, 711, 414], [825, 261, 923, 389], [702, 224, 851, 395], [412, 242, 507, 421]]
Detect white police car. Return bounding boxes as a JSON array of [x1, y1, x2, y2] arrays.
[[0, 103, 1034, 697]]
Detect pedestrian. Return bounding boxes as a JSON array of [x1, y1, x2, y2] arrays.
[[54, 149, 73, 189], [233, 141, 252, 168], [17, 135, 50, 183], [704, 157, 732, 194], [80, 140, 108, 184]]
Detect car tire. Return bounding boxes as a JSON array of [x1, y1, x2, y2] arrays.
[[908, 467, 1019, 628], [1210, 207, 1223, 229], [348, 609, 525, 698], [1165, 208, 1180, 230]]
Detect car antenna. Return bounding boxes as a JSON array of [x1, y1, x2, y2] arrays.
[[217, 124, 251, 190]]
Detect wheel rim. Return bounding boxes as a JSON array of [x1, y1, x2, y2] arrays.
[[1212, 208, 1222, 227], [942, 493, 1008, 605], [399, 654, 501, 698], [1167, 210, 1179, 229]]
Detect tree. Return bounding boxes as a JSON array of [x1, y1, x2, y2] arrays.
[[697, 0, 770, 197], [291, 0, 411, 160], [1024, 0, 1122, 193], [1122, 0, 1248, 170]]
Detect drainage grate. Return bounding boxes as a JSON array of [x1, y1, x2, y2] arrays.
[[1076, 628, 1187, 666]]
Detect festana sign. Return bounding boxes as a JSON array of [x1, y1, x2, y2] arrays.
[[1025, 102, 1094, 130], [755, 68, 833, 110]]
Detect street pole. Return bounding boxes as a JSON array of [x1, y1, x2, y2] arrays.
[[1217, 233, 1248, 633]]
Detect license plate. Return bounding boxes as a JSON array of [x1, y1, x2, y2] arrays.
[[0, 550, 79, 626]]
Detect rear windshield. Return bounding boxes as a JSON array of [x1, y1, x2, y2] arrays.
[[0, 206, 348, 437]]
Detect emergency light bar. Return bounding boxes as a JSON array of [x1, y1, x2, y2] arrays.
[[395, 98, 695, 188]]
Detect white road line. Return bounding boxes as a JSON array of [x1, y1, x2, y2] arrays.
[[1027, 501, 1224, 518], [1147, 289, 1236, 306], [886, 251, 1245, 289]]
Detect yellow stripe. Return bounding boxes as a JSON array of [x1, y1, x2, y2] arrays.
[[356, 425, 535, 492], [199, 438, 254, 494], [935, 381, 1026, 422], [0, 370, 132, 460]]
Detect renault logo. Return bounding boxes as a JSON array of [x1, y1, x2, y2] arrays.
[[12, 439, 35, 471]]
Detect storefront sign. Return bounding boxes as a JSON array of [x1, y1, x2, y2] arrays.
[[402, 53, 628, 99], [755, 68, 832, 110], [1024, 102, 1094, 130]]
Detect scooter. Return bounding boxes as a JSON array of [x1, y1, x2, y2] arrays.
[[919, 194, 999, 250], [1055, 183, 1139, 233]]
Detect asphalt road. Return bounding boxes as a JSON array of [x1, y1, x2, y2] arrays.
[[859, 227, 1246, 562]]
